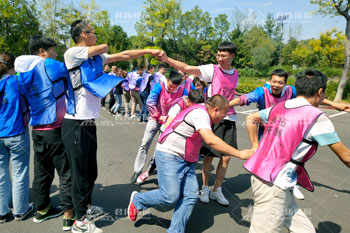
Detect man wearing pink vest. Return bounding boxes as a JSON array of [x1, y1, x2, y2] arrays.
[[161, 41, 239, 206], [245, 69, 350, 233], [128, 95, 253, 233]]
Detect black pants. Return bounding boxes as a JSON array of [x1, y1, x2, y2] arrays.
[[61, 119, 98, 220], [108, 91, 115, 110], [32, 128, 73, 211]]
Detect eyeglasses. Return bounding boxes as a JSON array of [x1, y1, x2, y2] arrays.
[[84, 31, 97, 35]]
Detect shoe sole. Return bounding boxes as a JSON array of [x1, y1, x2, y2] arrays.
[[199, 198, 210, 204], [14, 205, 34, 221], [33, 210, 63, 223], [128, 191, 137, 221], [209, 196, 229, 206]]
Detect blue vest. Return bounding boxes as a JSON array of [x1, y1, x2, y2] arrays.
[[0, 75, 28, 137], [66, 55, 124, 115], [17, 58, 67, 126]]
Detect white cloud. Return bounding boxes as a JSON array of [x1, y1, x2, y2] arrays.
[[262, 2, 273, 7]]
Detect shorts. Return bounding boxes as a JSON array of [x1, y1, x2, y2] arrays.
[[200, 120, 237, 157]]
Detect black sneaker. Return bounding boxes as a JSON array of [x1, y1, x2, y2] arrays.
[[0, 212, 11, 224], [130, 171, 142, 183], [14, 203, 34, 221], [63, 216, 76, 231], [33, 205, 63, 223]]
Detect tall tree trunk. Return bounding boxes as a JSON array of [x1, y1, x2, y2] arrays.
[[334, 20, 350, 101]]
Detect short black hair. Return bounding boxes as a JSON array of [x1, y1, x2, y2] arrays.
[[0, 52, 15, 76], [218, 41, 236, 55], [188, 89, 204, 104], [295, 69, 327, 98], [28, 35, 57, 55], [147, 64, 155, 70], [136, 65, 143, 71], [158, 63, 167, 69], [168, 70, 183, 85], [71, 19, 90, 44], [270, 69, 288, 83]]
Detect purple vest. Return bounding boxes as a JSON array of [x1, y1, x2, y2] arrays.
[[244, 101, 323, 191], [211, 65, 238, 115], [151, 72, 165, 91], [139, 71, 152, 93], [157, 82, 185, 119], [128, 71, 140, 91], [158, 104, 211, 163], [263, 86, 293, 109]]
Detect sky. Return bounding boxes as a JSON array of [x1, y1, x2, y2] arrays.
[[94, 0, 345, 41]]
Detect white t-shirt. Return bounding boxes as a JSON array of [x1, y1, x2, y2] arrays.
[[64, 47, 108, 120], [159, 102, 182, 132], [156, 106, 212, 158], [259, 97, 340, 190], [199, 64, 238, 121]]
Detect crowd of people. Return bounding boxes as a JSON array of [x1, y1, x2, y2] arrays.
[[1, 19, 350, 233]]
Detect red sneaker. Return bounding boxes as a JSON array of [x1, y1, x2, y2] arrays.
[[136, 171, 149, 184], [128, 191, 138, 221]]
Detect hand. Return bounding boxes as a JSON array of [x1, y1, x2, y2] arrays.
[[158, 115, 167, 124], [239, 149, 254, 160], [158, 50, 168, 62], [251, 145, 258, 153], [344, 104, 350, 112]]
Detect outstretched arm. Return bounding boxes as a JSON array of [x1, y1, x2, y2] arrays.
[[106, 49, 162, 63], [328, 142, 350, 167], [322, 99, 350, 112], [161, 53, 202, 77], [246, 112, 261, 152]]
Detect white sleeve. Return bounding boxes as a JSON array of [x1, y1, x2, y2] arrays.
[[168, 104, 182, 118], [64, 47, 88, 69], [100, 53, 109, 65], [199, 64, 214, 82], [186, 109, 212, 131]]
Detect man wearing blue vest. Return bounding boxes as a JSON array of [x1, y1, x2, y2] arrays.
[[15, 36, 74, 230], [62, 19, 163, 233]]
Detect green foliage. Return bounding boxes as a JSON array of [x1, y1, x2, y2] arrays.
[[236, 83, 261, 93], [325, 80, 350, 101]]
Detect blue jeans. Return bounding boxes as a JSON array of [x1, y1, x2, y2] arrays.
[[111, 93, 122, 114], [0, 128, 30, 216], [133, 150, 199, 233], [139, 91, 149, 119]]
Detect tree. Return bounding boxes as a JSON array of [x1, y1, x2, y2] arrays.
[[311, 0, 350, 100], [0, 0, 41, 55], [214, 14, 230, 40]]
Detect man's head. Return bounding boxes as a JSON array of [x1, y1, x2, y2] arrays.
[[0, 52, 15, 76], [192, 77, 206, 92], [147, 64, 155, 73], [206, 94, 229, 124], [111, 66, 117, 74], [28, 35, 57, 60], [216, 41, 236, 69], [270, 69, 288, 96], [104, 65, 110, 73], [136, 65, 144, 75], [166, 70, 183, 92], [185, 89, 204, 107], [295, 69, 327, 107], [71, 20, 97, 46], [158, 64, 167, 75]]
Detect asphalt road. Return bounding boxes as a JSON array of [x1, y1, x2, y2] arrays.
[[1, 104, 349, 233]]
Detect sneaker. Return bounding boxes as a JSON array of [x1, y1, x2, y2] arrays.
[[293, 185, 305, 200], [14, 203, 34, 221], [130, 171, 142, 183], [71, 219, 103, 233], [33, 205, 63, 223], [199, 186, 210, 204], [209, 187, 229, 206], [128, 191, 138, 222], [136, 171, 149, 184], [86, 205, 107, 222], [63, 216, 76, 231], [0, 212, 11, 224]]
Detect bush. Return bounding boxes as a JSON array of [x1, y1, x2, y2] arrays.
[[236, 83, 261, 93], [326, 80, 350, 101]]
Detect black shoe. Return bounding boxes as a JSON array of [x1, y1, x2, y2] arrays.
[[0, 212, 11, 224], [33, 205, 63, 223], [130, 171, 142, 183], [139, 116, 143, 122], [149, 161, 157, 174], [62, 216, 76, 231], [14, 203, 34, 221]]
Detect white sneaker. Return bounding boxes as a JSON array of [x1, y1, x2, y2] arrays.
[[293, 185, 305, 200], [71, 219, 103, 233], [199, 186, 210, 203], [136, 171, 149, 184], [86, 205, 107, 221], [209, 186, 229, 206]]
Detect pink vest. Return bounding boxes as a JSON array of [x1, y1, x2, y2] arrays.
[[158, 104, 211, 163], [173, 97, 187, 111], [263, 86, 293, 109], [157, 82, 185, 117], [244, 101, 323, 191], [211, 65, 238, 114]]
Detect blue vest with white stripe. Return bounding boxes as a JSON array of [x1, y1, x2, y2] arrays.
[[17, 58, 67, 126], [66, 55, 124, 115], [0, 75, 28, 137]]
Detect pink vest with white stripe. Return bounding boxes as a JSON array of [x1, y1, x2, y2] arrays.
[[263, 86, 293, 108], [211, 65, 238, 114], [157, 82, 185, 117], [158, 104, 211, 163], [243, 101, 323, 191]]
